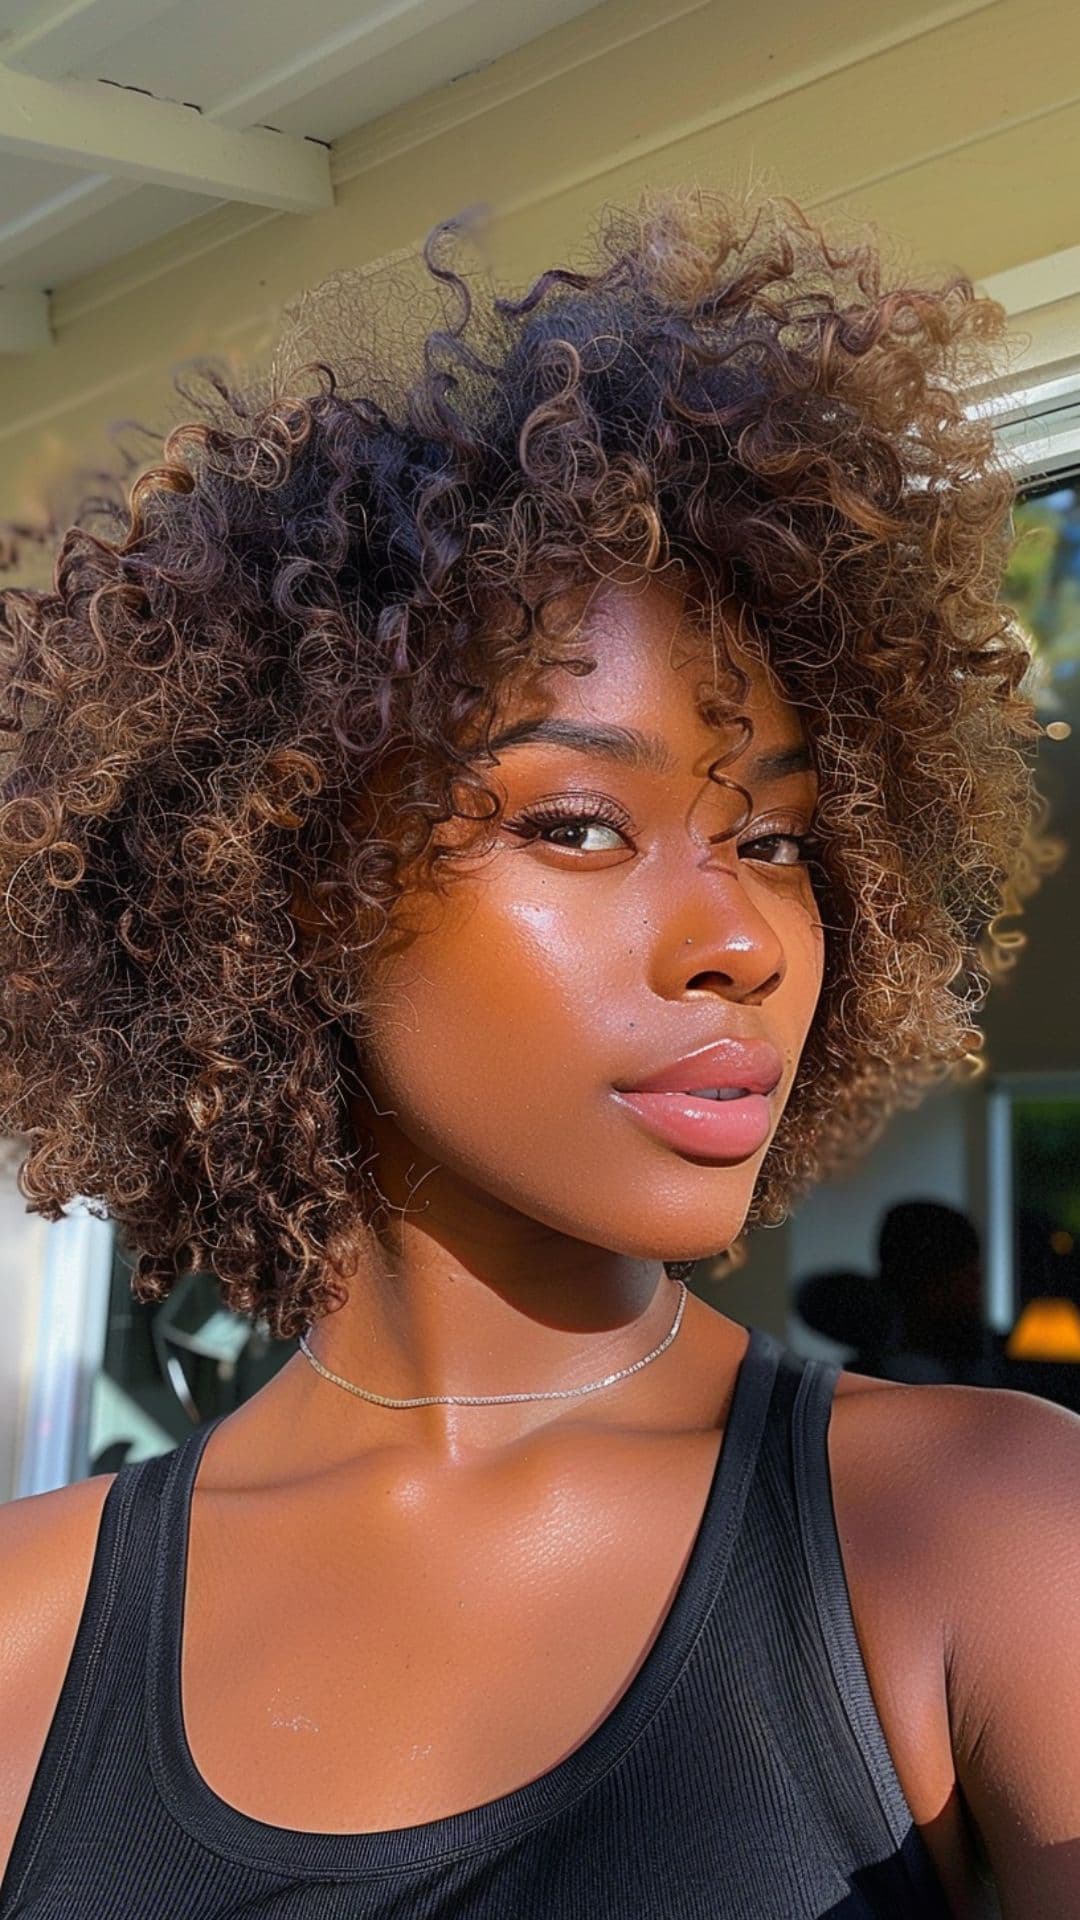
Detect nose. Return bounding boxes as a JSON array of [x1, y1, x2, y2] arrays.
[[662, 872, 787, 1007]]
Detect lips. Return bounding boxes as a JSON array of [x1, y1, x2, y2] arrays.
[[614, 1035, 784, 1098]]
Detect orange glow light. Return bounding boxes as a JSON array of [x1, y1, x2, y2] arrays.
[[1005, 1297, 1080, 1362]]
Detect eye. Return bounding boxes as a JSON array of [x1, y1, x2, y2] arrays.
[[506, 794, 634, 855], [739, 830, 816, 867]]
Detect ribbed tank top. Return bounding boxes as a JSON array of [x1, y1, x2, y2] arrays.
[[1, 1328, 954, 1919]]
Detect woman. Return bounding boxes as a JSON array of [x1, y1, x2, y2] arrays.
[[0, 188, 1076, 1918]]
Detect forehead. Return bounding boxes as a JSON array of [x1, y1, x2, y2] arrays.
[[496, 576, 803, 747]]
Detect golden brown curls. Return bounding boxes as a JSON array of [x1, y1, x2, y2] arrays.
[[0, 187, 1060, 1339]]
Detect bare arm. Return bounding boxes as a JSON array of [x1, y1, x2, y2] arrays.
[[942, 1389, 1080, 1918]]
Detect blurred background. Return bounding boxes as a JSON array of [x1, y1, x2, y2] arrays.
[[2, 0, 1080, 1496]]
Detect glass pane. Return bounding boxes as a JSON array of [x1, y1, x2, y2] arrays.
[[1012, 1095, 1080, 1322], [1004, 481, 1080, 830]]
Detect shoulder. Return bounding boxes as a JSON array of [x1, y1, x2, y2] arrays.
[[827, 1366, 1080, 1603], [0, 1469, 119, 1701], [0, 1469, 119, 1614], [829, 1366, 1080, 1560], [0, 1466, 117, 1574], [0, 1474, 118, 1871], [871, 1376, 1080, 1703]]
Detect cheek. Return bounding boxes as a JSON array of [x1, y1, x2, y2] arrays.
[[362, 890, 609, 1149]]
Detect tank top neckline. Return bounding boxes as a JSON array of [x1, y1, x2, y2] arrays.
[[144, 1321, 788, 1880]]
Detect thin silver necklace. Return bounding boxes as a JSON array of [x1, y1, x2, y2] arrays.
[[297, 1278, 688, 1408]]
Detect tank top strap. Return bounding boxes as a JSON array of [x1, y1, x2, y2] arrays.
[[724, 1328, 817, 1538], [0, 1440, 187, 1909], [31, 1446, 174, 1774], [143, 1414, 226, 1814], [787, 1350, 951, 1908]]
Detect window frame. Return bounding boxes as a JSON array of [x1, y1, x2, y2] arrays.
[[985, 1073, 1080, 1335]]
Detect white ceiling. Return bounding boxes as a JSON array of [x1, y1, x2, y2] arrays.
[[0, 0, 603, 350]]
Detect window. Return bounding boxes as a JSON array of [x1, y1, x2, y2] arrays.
[[984, 364, 1080, 1380]]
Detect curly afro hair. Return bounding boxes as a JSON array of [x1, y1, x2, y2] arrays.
[[0, 186, 1060, 1340]]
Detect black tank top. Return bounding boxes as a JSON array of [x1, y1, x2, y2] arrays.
[[1, 1328, 954, 1918]]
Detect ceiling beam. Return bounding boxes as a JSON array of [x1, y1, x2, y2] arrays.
[[0, 66, 334, 212], [0, 0, 476, 287]]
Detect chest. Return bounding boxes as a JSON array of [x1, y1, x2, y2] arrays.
[[181, 1429, 722, 1833], [177, 1417, 985, 1912]]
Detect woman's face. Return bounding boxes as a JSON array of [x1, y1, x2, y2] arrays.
[[354, 576, 825, 1270]]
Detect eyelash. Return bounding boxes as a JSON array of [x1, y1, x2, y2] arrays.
[[508, 795, 818, 866]]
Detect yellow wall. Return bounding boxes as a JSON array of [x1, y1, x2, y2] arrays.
[[1, 0, 1079, 533]]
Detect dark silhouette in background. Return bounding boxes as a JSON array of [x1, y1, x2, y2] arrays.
[[790, 1268, 899, 1381], [875, 1200, 994, 1384], [794, 1200, 992, 1386], [794, 1197, 1080, 1414]]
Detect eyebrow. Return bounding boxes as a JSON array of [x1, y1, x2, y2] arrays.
[[484, 717, 813, 784]]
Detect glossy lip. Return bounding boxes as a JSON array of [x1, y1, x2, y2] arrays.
[[610, 1087, 775, 1163], [613, 1035, 784, 1097]]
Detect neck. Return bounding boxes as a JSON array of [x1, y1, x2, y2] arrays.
[[293, 1207, 684, 1454]]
